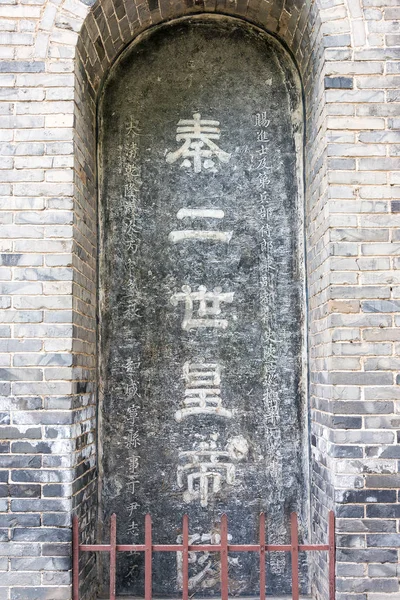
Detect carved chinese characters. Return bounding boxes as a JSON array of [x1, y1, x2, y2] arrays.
[[175, 361, 232, 421], [166, 113, 231, 173], [166, 114, 248, 512], [99, 19, 306, 597]]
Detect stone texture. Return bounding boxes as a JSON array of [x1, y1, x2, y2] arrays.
[[99, 20, 305, 597]]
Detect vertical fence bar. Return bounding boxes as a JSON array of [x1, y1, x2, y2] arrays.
[[220, 514, 229, 600], [109, 514, 117, 600], [73, 515, 79, 600], [182, 514, 189, 600], [145, 514, 152, 600], [290, 513, 299, 600], [328, 511, 335, 600], [259, 513, 266, 600]]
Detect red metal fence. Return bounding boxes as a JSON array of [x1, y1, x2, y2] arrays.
[[73, 511, 335, 600]]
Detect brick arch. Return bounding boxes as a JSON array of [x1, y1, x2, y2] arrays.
[[69, 0, 354, 166], [73, 0, 352, 93], [66, 0, 354, 243], [64, 2, 352, 599]]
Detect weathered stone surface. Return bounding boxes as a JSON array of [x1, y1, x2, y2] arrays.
[[99, 19, 305, 596]]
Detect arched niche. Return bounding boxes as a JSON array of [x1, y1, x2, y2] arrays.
[[98, 16, 308, 596]]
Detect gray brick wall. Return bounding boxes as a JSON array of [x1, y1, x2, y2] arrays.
[[0, 0, 399, 598]]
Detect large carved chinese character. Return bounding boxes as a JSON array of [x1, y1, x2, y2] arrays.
[[166, 113, 231, 173]]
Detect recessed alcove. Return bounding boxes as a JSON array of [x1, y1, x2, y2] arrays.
[[97, 16, 308, 598]]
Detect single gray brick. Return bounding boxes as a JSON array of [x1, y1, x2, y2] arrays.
[[42, 514, 71, 527], [0, 282, 42, 295], [337, 577, 398, 593], [7, 397, 41, 410], [0, 572, 41, 585], [0, 368, 42, 381], [11, 588, 71, 600], [337, 548, 397, 563], [367, 534, 400, 548], [9, 484, 41, 499], [12, 527, 71, 542], [13, 353, 72, 367], [0, 33, 33, 45], [330, 286, 390, 299], [330, 372, 393, 385], [323, 34, 352, 47], [0, 514, 40, 527], [335, 591, 365, 600], [13, 324, 72, 338], [331, 445, 363, 458], [10, 441, 52, 454], [332, 430, 395, 444], [337, 563, 365, 577], [0, 297, 10, 309], [14, 267, 73, 281], [332, 401, 393, 415], [12, 411, 72, 425], [336, 487, 397, 503], [0, 254, 42, 267], [368, 564, 398, 577], [365, 357, 400, 370], [10, 557, 70, 571], [41, 543, 71, 556], [325, 76, 353, 89], [0, 384, 10, 396], [15, 143, 44, 156], [330, 228, 389, 242], [10, 499, 70, 512], [0, 456, 41, 468], [0, 426, 41, 439], [366, 475, 400, 488], [0, 62, 45, 73], [0, 542, 41, 556], [42, 571, 71, 585], [365, 416, 400, 428], [332, 416, 362, 429], [363, 300, 400, 313], [0, 310, 43, 323], [11, 468, 72, 483], [11, 382, 73, 395], [337, 519, 396, 533]]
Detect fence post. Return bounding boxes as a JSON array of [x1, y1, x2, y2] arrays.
[[109, 514, 117, 600], [73, 515, 79, 600], [145, 514, 152, 600], [290, 513, 299, 600], [220, 514, 229, 600], [329, 510, 335, 600], [259, 513, 266, 600], [182, 514, 189, 600]]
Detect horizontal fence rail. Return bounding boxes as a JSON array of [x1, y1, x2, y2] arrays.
[[73, 511, 335, 600]]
